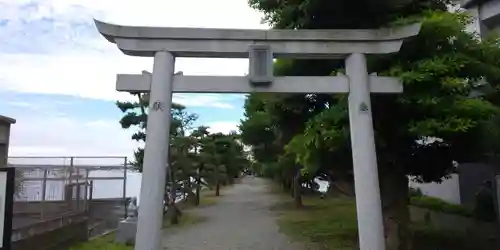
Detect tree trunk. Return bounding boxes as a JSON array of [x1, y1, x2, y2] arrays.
[[293, 170, 302, 207], [215, 180, 220, 196], [195, 172, 201, 206], [183, 178, 195, 204], [329, 181, 355, 197], [380, 167, 411, 250], [287, 171, 295, 198], [163, 190, 170, 215], [169, 170, 181, 225], [281, 178, 290, 193]]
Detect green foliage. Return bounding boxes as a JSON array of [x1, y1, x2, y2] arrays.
[[239, 93, 280, 164], [198, 132, 248, 186], [243, 0, 500, 183], [284, 10, 500, 184], [117, 93, 250, 194], [275, 195, 497, 250], [241, 0, 500, 248], [249, 0, 451, 29], [285, 97, 351, 176], [411, 224, 493, 250], [409, 187, 423, 197], [410, 195, 473, 217], [69, 234, 132, 250], [276, 197, 359, 250], [162, 210, 206, 228]]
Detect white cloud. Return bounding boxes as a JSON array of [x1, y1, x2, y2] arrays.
[[6, 101, 33, 108], [84, 119, 116, 128], [7, 114, 241, 158], [0, 52, 143, 100], [0, 0, 267, 108], [8, 115, 138, 158], [207, 121, 240, 134], [0, 0, 267, 28], [2, 0, 263, 157]]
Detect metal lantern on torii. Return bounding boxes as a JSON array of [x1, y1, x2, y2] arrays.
[[94, 19, 421, 250]]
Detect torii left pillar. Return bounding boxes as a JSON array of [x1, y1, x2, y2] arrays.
[[135, 51, 174, 250]]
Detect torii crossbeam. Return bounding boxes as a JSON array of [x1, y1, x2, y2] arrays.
[[94, 19, 421, 250], [116, 71, 403, 94]]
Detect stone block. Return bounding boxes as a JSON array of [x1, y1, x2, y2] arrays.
[[115, 219, 137, 244]]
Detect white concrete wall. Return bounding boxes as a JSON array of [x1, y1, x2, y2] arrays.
[[462, 0, 500, 37], [409, 174, 461, 204], [465, 5, 485, 35], [478, 0, 500, 24]]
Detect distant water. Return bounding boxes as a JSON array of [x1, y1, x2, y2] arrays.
[[19, 170, 328, 206]]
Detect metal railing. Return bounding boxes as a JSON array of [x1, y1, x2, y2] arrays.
[[7, 156, 131, 233]]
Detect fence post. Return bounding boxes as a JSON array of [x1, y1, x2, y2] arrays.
[[69, 157, 74, 184], [84, 168, 89, 212], [123, 157, 128, 219], [41, 168, 48, 219], [76, 167, 81, 211], [89, 180, 94, 216]]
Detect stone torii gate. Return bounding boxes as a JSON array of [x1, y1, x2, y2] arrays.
[[94, 19, 420, 250]]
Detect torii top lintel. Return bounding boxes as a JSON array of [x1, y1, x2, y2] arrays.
[[94, 19, 421, 58]]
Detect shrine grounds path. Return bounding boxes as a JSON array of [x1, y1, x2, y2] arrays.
[[162, 176, 303, 250]]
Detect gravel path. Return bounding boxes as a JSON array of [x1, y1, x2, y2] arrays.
[[162, 176, 303, 250]]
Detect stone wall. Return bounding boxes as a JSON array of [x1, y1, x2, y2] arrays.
[[12, 198, 127, 249], [409, 174, 461, 204], [458, 163, 499, 207], [13, 201, 71, 219], [12, 214, 88, 250], [13, 198, 126, 221]]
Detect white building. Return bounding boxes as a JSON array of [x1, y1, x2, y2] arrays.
[[459, 0, 500, 36]]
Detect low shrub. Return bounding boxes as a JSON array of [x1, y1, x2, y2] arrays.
[[410, 195, 473, 217], [409, 187, 423, 197]]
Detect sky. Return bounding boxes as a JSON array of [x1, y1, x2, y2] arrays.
[[0, 0, 269, 159]]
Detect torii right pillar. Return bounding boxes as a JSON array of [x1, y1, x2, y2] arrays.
[[346, 53, 385, 249]]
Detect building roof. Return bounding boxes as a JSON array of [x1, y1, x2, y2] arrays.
[[0, 115, 16, 124], [459, 0, 490, 8]]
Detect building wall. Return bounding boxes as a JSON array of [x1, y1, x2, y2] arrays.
[[409, 174, 461, 204], [462, 0, 500, 36], [409, 163, 500, 208], [12, 218, 88, 250], [465, 5, 485, 34], [458, 163, 499, 206]]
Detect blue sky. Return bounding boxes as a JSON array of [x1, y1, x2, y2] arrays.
[[0, 0, 268, 158]]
